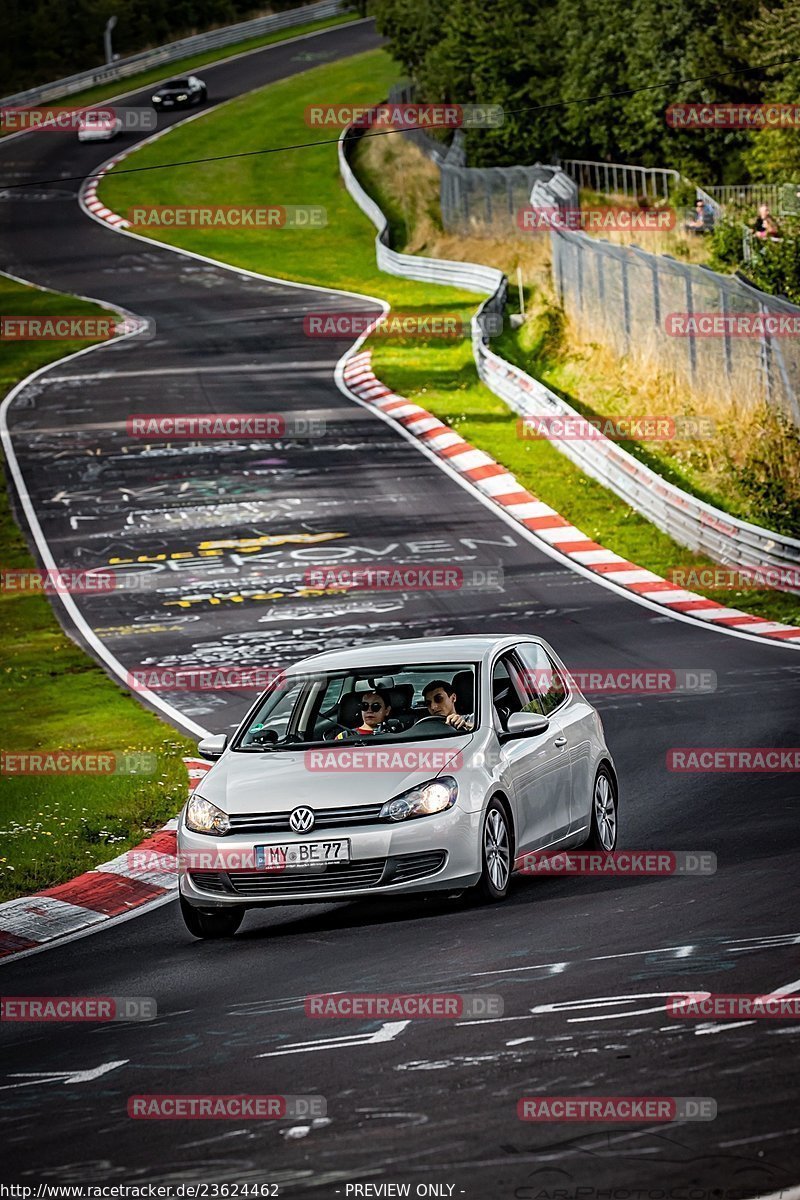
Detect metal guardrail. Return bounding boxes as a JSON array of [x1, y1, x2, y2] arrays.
[[339, 126, 505, 297], [1, 0, 345, 108], [559, 158, 679, 202], [339, 123, 800, 590], [559, 157, 723, 219], [705, 183, 784, 210]]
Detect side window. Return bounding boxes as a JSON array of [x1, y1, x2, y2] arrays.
[[491, 654, 528, 729], [241, 679, 305, 745], [514, 643, 568, 715], [308, 676, 345, 737]]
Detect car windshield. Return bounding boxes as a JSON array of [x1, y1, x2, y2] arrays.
[[164, 80, 188, 88], [235, 662, 478, 750]]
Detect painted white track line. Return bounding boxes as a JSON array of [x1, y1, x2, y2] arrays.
[[5, 37, 800, 962], [76, 92, 800, 651]]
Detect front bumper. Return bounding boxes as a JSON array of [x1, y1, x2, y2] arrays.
[[178, 804, 482, 908]]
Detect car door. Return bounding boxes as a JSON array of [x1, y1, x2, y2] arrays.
[[515, 641, 596, 839], [491, 651, 572, 855]]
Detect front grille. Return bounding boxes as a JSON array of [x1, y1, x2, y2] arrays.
[[226, 803, 385, 835], [227, 858, 386, 895], [189, 851, 449, 899]]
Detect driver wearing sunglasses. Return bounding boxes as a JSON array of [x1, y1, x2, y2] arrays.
[[335, 688, 393, 738]]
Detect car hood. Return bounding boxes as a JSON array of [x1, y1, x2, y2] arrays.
[[156, 88, 187, 97], [196, 736, 472, 814]]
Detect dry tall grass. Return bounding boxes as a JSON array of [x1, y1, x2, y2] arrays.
[[555, 309, 800, 523]]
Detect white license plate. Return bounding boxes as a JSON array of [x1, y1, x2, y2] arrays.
[[254, 839, 350, 870]]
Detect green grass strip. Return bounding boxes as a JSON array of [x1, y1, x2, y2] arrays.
[[0, 275, 195, 901]]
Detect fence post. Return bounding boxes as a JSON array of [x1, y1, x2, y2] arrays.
[[552, 232, 562, 306], [576, 235, 584, 315], [620, 253, 631, 352], [684, 272, 697, 382], [759, 300, 773, 406], [652, 257, 661, 329], [720, 285, 733, 379]]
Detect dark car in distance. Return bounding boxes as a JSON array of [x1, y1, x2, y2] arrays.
[[151, 76, 207, 110]]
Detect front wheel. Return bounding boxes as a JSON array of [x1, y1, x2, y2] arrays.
[[474, 798, 512, 902], [180, 895, 244, 939], [584, 765, 618, 850]]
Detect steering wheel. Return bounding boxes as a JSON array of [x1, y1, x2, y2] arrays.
[[382, 718, 407, 732], [321, 724, 350, 741], [411, 716, 454, 730]]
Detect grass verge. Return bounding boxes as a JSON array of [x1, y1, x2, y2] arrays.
[[98, 51, 800, 626], [0, 274, 196, 902]]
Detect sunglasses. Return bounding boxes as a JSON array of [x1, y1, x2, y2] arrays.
[[360, 701, 384, 712]]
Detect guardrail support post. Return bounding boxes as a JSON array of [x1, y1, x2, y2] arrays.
[[620, 255, 631, 352], [684, 273, 697, 381], [720, 286, 733, 379]]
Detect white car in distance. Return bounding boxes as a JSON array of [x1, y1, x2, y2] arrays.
[[77, 110, 123, 141]]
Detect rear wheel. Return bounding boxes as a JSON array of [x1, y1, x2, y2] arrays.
[[198, 86, 207, 103], [584, 765, 618, 850], [180, 895, 244, 939], [475, 798, 512, 902]]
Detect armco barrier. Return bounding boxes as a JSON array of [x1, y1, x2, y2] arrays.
[[339, 122, 800, 592], [340, 127, 505, 299], [1, 0, 344, 108]]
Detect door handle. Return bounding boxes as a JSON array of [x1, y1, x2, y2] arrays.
[[554, 736, 567, 747]]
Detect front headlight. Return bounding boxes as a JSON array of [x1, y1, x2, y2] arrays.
[[380, 776, 458, 822], [185, 793, 230, 835], [177, 94, 188, 101], [152, 94, 161, 102]]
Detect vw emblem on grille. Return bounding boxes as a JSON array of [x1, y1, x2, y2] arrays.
[[289, 806, 315, 833]]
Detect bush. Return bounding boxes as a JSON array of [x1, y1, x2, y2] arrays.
[[744, 218, 800, 304], [708, 218, 747, 272]]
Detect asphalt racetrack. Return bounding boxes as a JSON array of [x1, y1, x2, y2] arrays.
[[1, 18, 799, 1198]]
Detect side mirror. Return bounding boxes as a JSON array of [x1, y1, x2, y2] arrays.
[[499, 711, 550, 742], [198, 733, 228, 761]]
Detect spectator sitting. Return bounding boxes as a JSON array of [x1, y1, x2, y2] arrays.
[[685, 199, 714, 234], [754, 203, 781, 241]]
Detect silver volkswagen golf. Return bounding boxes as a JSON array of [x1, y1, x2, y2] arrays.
[[178, 635, 618, 938]]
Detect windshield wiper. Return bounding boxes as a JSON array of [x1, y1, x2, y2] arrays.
[[237, 738, 303, 752]]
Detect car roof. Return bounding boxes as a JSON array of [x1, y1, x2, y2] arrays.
[[291, 634, 542, 673]]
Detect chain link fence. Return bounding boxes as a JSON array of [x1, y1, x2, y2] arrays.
[[551, 231, 800, 426], [383, 86, 800, 426], [386, 83, 578, 236]]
